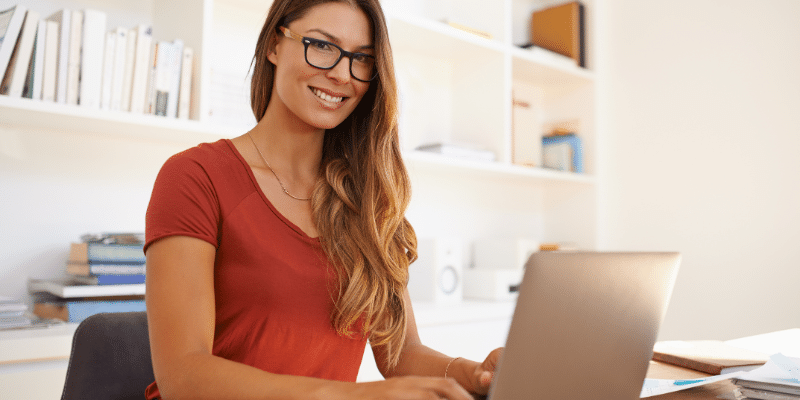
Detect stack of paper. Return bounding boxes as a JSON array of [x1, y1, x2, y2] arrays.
[[733, 354, 800, 400]]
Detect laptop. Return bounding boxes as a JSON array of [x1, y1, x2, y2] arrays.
[[482, 251, 681, 400]]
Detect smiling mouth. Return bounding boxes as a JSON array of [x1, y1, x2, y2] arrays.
[[310, 87, 346, 104]]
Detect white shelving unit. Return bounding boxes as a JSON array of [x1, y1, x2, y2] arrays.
[[0, 0, 598, 389]]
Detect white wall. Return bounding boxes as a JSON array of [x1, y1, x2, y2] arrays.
[[597, 0, 800, 340]]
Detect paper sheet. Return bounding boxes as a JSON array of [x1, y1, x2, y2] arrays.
[[640, 372, 743, 398]]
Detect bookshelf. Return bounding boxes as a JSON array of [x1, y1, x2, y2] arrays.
[[0, 0, 598, 390], [2, 0, 599, 247]]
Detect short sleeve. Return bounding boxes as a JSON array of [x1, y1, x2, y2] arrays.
[[144, 151, 221, 253]]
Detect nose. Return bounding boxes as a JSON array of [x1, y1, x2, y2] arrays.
[[327, 56, 351, 83]]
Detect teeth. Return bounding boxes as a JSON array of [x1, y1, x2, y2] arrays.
[[313, 88, 343, 103]]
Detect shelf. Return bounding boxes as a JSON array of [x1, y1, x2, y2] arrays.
[[0, 96, 234, 144], [404, 150, 595, 186], [511, 46, 594, 101], [388, 12, 505, 59]]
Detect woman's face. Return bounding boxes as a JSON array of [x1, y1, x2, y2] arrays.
[[268, 2, 374, 130]]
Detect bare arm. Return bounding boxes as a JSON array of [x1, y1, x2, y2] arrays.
[[373, 290, 502, 395], [146, 236, 473, 400]]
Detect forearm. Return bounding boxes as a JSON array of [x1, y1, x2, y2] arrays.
[[157, 352, 350, 400], [382, 342, 481, 393]]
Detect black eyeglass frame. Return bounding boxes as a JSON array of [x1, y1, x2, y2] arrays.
[[277, 26, 378, 82]]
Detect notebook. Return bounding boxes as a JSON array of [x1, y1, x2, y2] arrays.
[[482, 251, 681, 399]]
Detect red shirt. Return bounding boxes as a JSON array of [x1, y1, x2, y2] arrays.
[[144, 139, 367, 399]]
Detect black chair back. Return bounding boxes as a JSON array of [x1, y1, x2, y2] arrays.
[[61, 311, 154, 400]]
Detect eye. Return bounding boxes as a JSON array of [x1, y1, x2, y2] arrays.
[[352, 53, 371, 63], [308, 39, 334, 52]]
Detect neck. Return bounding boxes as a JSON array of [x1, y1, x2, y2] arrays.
[[252, 101, 325, 184]]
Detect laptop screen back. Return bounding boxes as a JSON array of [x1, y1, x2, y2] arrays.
[[488, 252, 681, 400]]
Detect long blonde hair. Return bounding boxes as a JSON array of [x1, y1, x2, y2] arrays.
[[250, 0, 416, 369]]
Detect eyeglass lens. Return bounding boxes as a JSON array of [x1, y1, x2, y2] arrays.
[[305, 39, 375, 81]]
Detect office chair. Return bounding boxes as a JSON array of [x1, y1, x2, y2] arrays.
[[61, 311, 155, 400]]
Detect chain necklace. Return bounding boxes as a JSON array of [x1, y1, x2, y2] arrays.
[[246, 131, 312, 201]]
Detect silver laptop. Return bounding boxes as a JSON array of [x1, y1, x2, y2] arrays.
[[484, 252, 681, 400]]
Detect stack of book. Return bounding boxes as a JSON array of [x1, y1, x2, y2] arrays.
[[732, 354, 800, 399], [0, 296, 32, 330], [0, 4, 194, 119], [28, 233, 146, 323]]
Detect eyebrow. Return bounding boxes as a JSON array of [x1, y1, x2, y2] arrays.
[[306, 28, 374, 50]]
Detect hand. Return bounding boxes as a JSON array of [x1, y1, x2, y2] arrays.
[[350, 376, 474, 400], [468, 347, 504, 395]]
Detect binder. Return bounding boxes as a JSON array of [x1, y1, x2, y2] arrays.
[[531, 1, 585, 67]]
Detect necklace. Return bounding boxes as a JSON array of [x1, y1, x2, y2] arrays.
[[246, 131, 312, 201]]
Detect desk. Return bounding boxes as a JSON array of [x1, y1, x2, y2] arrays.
[[0, 323, 79, 399], [647, 361, 737, 399]]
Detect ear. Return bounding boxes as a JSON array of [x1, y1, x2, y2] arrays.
[[267, 34, 280, 65]]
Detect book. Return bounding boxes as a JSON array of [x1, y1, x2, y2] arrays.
[[177, 46, 193, 119], [66, 261, 146, 276], [531, 1, 585, 67], [26, 16, 46, 100], [443, 20, 493, 40], [28, 277, 145, 298], [653, 340, 769, 375], [166, 39, 184, 117], [0, 9, 39, 97], [69, 273, 146, 286], [66, 9, 82, 105], [542, 133, 583, 173], [416, 142, 496, 162], [733, 355, 800, 397], [33, 297, 146, 323], [109, 27, 127, 111], [0, 5, 27, 84], [735, 386, 800, 400], [78, 8, 106, 108], [41, 19, 58, 101], [45, 9, 70, 103], [69, 242, 146, 264], [129, 24, 152, 114], [100, 30, 115, 109], [121, 26, 136, 111], [511, 81, 544, 167]]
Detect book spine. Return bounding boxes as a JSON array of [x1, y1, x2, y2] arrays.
[[45, 9, 70, 104], [66, 10, 82, 105], [41, 20, 59, 101], [100, 30, 115, 109], [652, 352, 723, 375], [66, 262, 146, 276], [109, 27, 127, 111], [166, 39, 184, 118], [27, 17, 46, 99], [76, 274, 146, 285], [1, 10, 40, 97], [86, 244, 145, 263], [121, 27, 136, 111], [70, 242, 146, 263], [78, 9, 106, 109], [129, 25, 152, 114], [0, 5, 28, 81], [68, 299, 146, 323], [177, 46, 193, 119]]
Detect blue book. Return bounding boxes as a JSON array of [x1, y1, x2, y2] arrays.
[[542, 133, 584, 173], [70, 274, 146, 285], [69, 242, 145, 263], [34, 299, 146, 323]]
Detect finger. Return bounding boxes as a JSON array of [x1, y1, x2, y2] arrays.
[[479, 371, 493, 387], [433, 377, 473, 400]]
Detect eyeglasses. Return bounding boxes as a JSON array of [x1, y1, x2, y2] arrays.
[[278, 26, 378, 82]]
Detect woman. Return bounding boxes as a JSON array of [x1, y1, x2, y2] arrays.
[[144, 0, 502, 398]]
